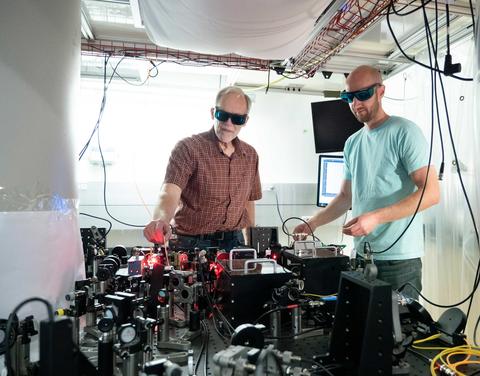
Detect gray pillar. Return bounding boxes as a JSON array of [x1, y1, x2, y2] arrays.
[[0, 0, 84, 319]]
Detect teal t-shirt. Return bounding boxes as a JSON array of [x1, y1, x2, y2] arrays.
[[343, 116, 429, 260]]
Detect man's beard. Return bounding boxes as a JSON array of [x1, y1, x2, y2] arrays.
[[353, 99, 379, 123]]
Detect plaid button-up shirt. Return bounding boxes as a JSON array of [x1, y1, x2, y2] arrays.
[[164, 128, 262, 235]]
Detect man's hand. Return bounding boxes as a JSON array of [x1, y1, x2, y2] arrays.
[[342, 212, 379, 237], [143, 219, 171, 243], [292, 223, 315, 240]]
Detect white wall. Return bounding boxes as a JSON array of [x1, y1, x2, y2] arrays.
[[77, 76, 349, 247]]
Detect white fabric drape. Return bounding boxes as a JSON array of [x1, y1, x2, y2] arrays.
[[384, 36, 480, 342], [138, 0, 330, 59]]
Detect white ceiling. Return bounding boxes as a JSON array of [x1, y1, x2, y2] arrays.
[[80, 0, 475, 94]]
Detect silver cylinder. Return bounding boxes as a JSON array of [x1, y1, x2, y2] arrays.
[[99, 281, 107, 294], [86, 311, 96, 327], [143, 346, 153, 364], [121, 352, 138, 376], [270, 309, 281, 344], [93, 256, 100, 278], [292, 306, 302, 337], [157, 305, 170, 342], [270, 309, 281, 336], [183, 303, 192, 322]]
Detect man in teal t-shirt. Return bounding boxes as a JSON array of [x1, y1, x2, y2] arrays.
[[294, 65, 440, 298]]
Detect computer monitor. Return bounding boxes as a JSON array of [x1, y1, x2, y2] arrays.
[[316, 155, 344, 207], [311, 99, 363, 153]]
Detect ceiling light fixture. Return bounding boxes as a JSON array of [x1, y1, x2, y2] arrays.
[[129, 0, 144, 29], [80, 6, 95, 40]]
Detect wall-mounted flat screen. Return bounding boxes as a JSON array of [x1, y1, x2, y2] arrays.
[[311, 99, 363, 153]]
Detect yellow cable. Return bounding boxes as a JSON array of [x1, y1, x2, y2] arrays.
[[243, 77, 285, 92], [413, 345, 449, 350], [429, 345, 480, 375], [413, 333, 442, 344]]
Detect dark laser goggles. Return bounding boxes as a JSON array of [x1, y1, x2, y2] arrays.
[[214, 108, 248, 126], [340, 83, 381, 103]]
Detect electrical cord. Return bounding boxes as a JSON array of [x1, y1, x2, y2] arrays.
[[78, 55, 126, 161], [273, 189, 285, 225], [474, 311, 480, 347], [253, 305, 293, 325], [108, 59, 163, 87], [198, 264, 234, 338], [203, 320, 209, 376], [194, 320, 207, 376], [79, 212, 113, 237], [415, 0, 480, 322], [385, 0, 473, 82], [97, 123, 146, 228], [264, 326, 325, 340], [467, 0, 476, 36], [388, 0, 432, 16], [407, 348, 432, 364], [424, 7, 480, 322], [4, 297, 54, 376], [282, 216, 321, 243]]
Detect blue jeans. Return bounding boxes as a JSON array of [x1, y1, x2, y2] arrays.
[[170, 231, 245, 252]]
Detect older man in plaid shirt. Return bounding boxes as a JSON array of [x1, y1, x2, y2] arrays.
[[144, 86, 262, 251]]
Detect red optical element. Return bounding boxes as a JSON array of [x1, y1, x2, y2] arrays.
[[213, 262, 224, 280], [144, 253, 163, 268], [178, 253, 189, 269]]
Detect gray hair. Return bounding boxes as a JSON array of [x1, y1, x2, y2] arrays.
[[215, 86, 252, 113]]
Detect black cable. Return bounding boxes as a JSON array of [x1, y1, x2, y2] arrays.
[[392, 0, 480, 309], [5, 297, 54, 376], [265, 65, 271, 94], [108, 59, 163, 86], [474, 312, 480, 346], [282, 216, 321, 242], [432, 0, 446, 180], [372, 0, 437, 255], [203, 320, 209, 376], [299, 357, 340, 375], [468, 0, 476, 36], [433, 32, 480, 321], [78, 55, 127, 161], [264, 326, 324, 340], [253, 306, 290, 325], [96, 123, 146, 228], [198, 264, 234, 338], [407, 348, 432, 364], [194, 320, 208, 375], [78, 55, 109, 161], [389, 0, 432, 16], [273, 190, 284, 225], [79, 212, 113, 237], [423, 0, 480, 320], [385, 0, 473, 82]]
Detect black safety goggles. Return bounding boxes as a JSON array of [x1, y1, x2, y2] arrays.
[[340, 83, 381, 103], [214, 108, 248, 126]]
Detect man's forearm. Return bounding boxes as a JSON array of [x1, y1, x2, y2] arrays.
[[152, 184, 182, 222], [309, 192, 351, 228], [373, 168, 440, 224], [373, 186, 439, 224]]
